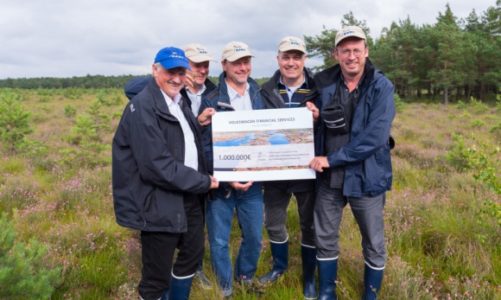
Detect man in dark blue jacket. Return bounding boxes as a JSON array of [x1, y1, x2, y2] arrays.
[[258, 36, 319, 300], [197, 41, 265, 298], [112, 46, 219, 300], [122, 43, 217, 289], [310, 26, 395, 300]]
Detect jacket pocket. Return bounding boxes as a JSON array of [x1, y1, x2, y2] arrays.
[[362, 147, 391, 195], [143, 188, 186, 231]]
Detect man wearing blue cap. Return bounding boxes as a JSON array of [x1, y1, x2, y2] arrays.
[[123, 43, 218, 290], [112, 46, 219, 300]]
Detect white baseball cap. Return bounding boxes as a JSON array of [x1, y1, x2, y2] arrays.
[[221, 41, 253, 62], [183, 43, 213, 63], [335, 26, 367, 47], [278, 36, 307, 54]]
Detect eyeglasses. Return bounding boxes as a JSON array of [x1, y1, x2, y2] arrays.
[[338, 48, 365, 58]]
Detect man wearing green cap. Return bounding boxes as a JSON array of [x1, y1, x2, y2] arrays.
[[112, 46, 219, 300]]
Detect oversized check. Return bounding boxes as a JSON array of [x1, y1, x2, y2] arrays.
[[212, 107, 316, 182]]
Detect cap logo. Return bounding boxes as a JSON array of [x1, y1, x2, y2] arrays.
[[343, 30, 355, 36], [169, 51, 185, 59], [234, 46, 246, 52], [289, 39, 300, 46], [197, 47, 208, 54]]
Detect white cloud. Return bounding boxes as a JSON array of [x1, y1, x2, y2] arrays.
[[0, 0, 495, 78]]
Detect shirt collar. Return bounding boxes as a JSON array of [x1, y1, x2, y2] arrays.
[[160, 90, 182, 107], [227, 83, 249, 101], [279, 72, 306, 90], [186, 84, 206, 97]]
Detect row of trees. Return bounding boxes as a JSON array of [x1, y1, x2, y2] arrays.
[[305, 2, 500, 103], [0, 75, 135, 89]]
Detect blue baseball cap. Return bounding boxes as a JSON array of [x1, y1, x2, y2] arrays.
[[154, 47, 191, 70]]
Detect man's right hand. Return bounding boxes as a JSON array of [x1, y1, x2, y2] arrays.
[[184, 72, 195, 91], [198, 108, 216, 126], [229, 181, 253, 192], [209, 176, 219, 189]]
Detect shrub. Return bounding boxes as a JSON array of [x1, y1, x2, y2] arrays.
[[66, 115, 99, 145], [446, 134, 500, 194], [0, 214, 61, 299], [394, 93, 405, 112], [64, 105, 76, 118], [469, 97, 489, 113], [0, 92, 32, 153]]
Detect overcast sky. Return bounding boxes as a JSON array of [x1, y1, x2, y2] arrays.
[[0, 0, 496, 79]]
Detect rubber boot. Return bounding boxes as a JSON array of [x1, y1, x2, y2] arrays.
[[317, 259, 338, 300], [160, 289, 169, 300], [362, 264, 383, 300], [258, 241, 288, 284], [168, 276, 193, 300], [301, 245, 317, 299]]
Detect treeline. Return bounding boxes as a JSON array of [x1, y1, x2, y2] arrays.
[[305, 2, 501, 103], [0, 75, 139, 89], [1, 3, 499, 103]]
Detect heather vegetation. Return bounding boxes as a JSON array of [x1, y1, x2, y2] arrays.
[[0, 87, 498, 299]]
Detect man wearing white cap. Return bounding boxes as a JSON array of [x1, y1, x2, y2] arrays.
[[258, 36, 319, 300], [112, 46, 219, 300], [198, 41, 265, 298], [310, 26, 395, 300]]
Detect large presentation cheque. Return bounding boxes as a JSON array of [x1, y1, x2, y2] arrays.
[[212, 107, 316, 182]]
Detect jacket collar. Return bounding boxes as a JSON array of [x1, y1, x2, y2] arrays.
[[216, 72, 261, 105], [148, 78, 182, 121], [262, 69, 316, 107], [315, 58, 377, 91]]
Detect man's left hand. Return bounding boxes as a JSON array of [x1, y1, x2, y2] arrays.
[[306, 101, 319, 122], [310, 156, 329, 172], [198, 108, 216, 126]]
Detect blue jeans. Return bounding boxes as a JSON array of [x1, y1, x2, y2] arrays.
[[206, 183, 263, 294]]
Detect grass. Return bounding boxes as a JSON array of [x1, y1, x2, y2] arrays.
[[0, 88, 499, 299]]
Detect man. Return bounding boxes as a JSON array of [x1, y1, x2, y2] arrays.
[[112, 46, 219, 300], [124, 43, 217, 117], [198, 41, 265, 298], [310, 26, 395, 300], [123, 43, 217, 289], [258, 36, 319, 300]]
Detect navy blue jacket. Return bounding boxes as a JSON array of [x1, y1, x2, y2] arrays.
[[112, 78, 211, 232], [314, 60, 395, 197]]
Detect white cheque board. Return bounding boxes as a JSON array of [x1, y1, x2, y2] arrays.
[[211, 107, 316, 182]]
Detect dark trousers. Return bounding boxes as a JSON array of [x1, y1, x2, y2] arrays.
[[264, 186, 315, 246], [314, 180, 387, 268], [138, 194, 204, 300]]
